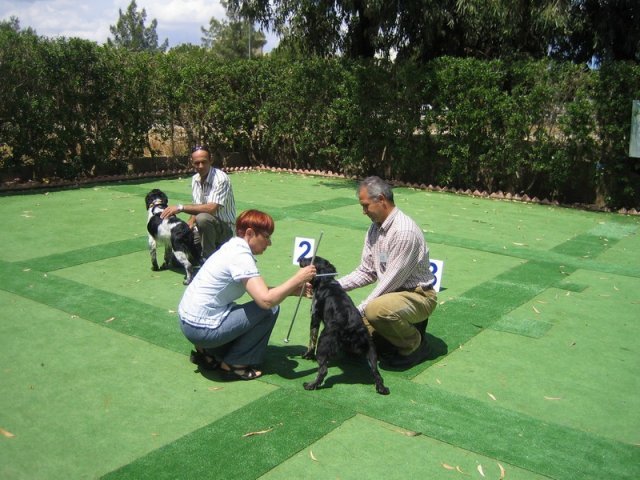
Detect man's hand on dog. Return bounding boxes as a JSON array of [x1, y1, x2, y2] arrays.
[[160, 205, 182, 219]]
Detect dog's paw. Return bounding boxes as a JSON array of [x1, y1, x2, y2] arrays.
[[183, 277, 191, 285], [303, 381, 319, 391], [151, 264, 160, 271], [376, 385, 390, 395], [301, 351, 316, 360], [159, 263, 169, 270]]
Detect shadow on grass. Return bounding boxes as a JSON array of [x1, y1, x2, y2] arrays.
[[190, 332, 447, 385]]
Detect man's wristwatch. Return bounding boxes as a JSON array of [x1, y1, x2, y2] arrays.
[[177, 204, 184, 212]]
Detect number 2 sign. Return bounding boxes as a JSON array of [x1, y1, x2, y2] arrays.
[[293, 237, 316, 264]]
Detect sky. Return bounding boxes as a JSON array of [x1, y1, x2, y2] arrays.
[[0, 0, 279, 50]]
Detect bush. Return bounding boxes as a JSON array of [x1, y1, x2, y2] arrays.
[[1, 29, 638, 208]]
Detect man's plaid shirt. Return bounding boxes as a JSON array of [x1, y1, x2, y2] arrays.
[[339, 207, 435, 314]]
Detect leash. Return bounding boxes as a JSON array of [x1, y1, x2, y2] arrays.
[[283, 231, 323, 344]]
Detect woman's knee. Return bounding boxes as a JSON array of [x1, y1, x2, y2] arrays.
[[266, 305, 279, 325]]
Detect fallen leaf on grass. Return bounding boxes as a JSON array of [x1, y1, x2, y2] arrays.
[[310, 450, 318, 461], [22, 268, 31, 272], [532, 306, 540, 314], [441, 463, 456, 470], [544, 396, 562, 401], [487, 393, 497, 401], [0, 428, 15, 438], [105, 317, 115, 323], [456, 465, 468, 474], [208, 386, 224, 391], [242, 428, 273, 438], [498, 463, 506, 479], [477, 464, 485, 477]]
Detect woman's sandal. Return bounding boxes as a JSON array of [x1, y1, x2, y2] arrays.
[[221, 365, 262, 381], [190, 349, 220, 371]]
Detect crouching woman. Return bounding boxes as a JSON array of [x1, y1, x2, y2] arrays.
[[178, 209, 316, 380]]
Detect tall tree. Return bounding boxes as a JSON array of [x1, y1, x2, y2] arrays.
[[108, 0, 168, 52], [201, 1, 266, 59], [225, 0, 640, 64], [556, 0, 640, 64], [394, 0, 572, 61], [0, 16, 36, 35]]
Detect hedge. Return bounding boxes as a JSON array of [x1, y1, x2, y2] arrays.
[[1, 28, 638, 208]]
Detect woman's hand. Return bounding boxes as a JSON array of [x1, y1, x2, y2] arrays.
[[290, 265, 316, 296], [297, 265, 316, 285], [303, 282, 313, 298], [245, 264, 316, 307]]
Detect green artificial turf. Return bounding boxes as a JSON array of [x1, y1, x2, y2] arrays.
[[103, 388, 355, 480], [1, 171, 639, 480]]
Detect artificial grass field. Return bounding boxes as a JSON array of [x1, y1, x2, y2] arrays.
[[1, 171, 639, 479]]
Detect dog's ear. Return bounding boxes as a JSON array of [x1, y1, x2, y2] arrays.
[[299, 256, 337, 275], [312, 256, 337, 275], [298, 257, 311, 268]]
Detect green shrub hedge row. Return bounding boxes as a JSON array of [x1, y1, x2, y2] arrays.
[[1, 29, 638, 207]]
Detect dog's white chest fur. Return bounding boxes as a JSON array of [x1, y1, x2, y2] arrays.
[[155, 220, 177, 243]]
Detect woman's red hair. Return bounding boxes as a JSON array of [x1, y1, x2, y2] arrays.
[[235, 209, 275, 237]]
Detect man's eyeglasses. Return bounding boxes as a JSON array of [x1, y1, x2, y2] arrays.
[[191, 145, 210, 153]]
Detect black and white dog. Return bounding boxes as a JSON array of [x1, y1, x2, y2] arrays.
[[145, 189, 200, 285], [298, 256, 390, 395]]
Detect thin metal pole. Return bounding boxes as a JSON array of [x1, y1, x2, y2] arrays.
[[283, 231, 323, 343]]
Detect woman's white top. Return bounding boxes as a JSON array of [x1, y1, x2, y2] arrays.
[[178, 236, 260, 328]]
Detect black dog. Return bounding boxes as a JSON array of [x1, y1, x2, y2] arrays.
[[145, 189, 200, 285], [298, 256, 390, 395]]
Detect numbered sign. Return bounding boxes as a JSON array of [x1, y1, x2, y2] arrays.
[[429, 259, 444, 292], [293, 237, 316, 264]]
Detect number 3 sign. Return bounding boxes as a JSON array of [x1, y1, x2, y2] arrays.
[[429, 259, 444, 292], [293, 237, 316, 264]]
